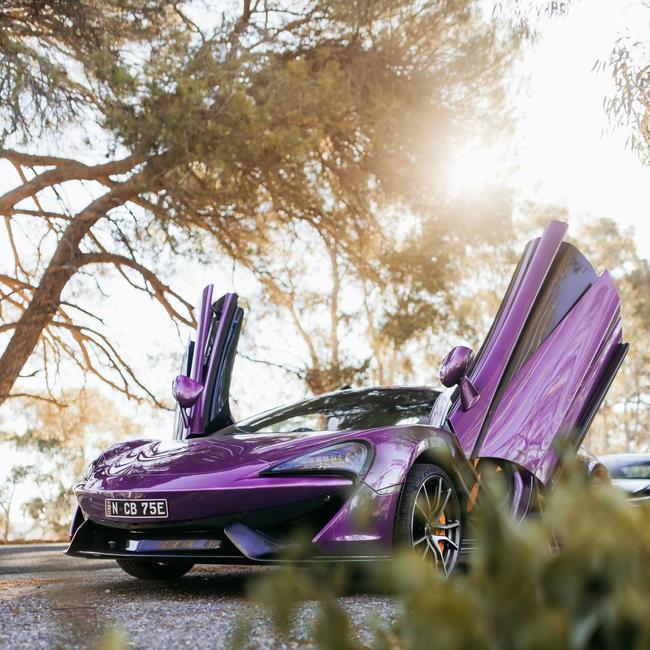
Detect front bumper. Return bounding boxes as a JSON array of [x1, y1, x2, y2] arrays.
[[68, 482, 401, 562], [75, 474, 353, 526]]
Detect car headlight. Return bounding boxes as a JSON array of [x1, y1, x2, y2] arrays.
[[266, 442, 370, 477]]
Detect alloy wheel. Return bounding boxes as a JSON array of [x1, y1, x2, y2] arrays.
[[411, 473, 461, 575]]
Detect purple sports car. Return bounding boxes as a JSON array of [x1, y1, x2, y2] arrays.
[[67, 221, 628, 579]]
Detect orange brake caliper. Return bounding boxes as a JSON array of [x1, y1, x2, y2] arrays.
[[437, 512, 446, 553]]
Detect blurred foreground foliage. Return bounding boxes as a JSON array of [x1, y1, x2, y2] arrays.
[[243, 469, 650, 650]]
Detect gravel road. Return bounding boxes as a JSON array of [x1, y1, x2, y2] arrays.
[[0, 544, 398, 649]]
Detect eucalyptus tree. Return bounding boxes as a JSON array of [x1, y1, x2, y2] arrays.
[[603, 2, 650, 164], [0, 0, 524, 406]]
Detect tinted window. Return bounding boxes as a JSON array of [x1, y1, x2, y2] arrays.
[[499, 242, 597, 382], [229, 388, 438, 434], [609, 461, 650, 479]]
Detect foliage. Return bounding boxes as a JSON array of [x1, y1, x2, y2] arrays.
[[0, 463, 31, 541], [602, 4, 650, 165], [9, 388, 140, 537], [0, 0, 524, 407], [247, 469, 650, 650], [0, 0, 180, 139]]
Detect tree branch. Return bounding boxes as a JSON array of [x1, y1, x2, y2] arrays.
[[77, 252, 195, 327], [0, 151, 143, 216]]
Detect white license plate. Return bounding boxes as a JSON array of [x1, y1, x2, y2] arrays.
[[105, 499, 168, 518]]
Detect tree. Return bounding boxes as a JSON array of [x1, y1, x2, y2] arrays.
[[0, 0, 524, 407], [12, 388, 140, 537], [0, 1, 180, 140], [0, 464, 32, 541], [602, 3, 650, 164], [242, 197, 515, 394]]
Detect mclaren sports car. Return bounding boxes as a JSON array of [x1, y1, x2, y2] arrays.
[[67, 221, 628, 578]]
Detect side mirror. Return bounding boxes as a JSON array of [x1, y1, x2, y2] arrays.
[[439, 346, 479, 412], [172, 375, 204, 427], [172, 375, 204, 408], [440, 346, 473, 387]]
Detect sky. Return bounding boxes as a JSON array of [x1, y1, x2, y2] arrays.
[[451, 0, 650, 256], [0, 0, 649, 537], [514, 0, 650, 252]]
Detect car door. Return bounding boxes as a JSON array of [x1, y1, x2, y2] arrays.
[[448, 221, 628, 483], [182, 286, 244, 438]]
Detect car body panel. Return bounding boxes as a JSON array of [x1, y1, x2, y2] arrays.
[[449, 220, 568, 456], [478, 272, 622, 482], [182, 290, 243, 437], [72, 421, 469, 555], [448, 221, 625, 485], [312, 484, 401, 555]]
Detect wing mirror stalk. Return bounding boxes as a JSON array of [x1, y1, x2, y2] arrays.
[[440, 345, 479, 412], [172, 375, 204, 427]]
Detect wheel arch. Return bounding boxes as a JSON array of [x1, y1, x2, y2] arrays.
[[409, 429, 476, 500], [387, 428, 475, 543]]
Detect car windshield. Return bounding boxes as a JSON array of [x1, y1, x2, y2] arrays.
[[609, 461, 650, 480], [228, 388, 439, 434]]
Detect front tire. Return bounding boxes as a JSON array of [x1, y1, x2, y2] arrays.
[[116, 558, 194, 580], [395, 463, 463, 575]]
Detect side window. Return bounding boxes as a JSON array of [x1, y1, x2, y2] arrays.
[[499, 243, 597, 383]]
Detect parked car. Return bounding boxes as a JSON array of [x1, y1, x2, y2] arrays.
[[601, 454, 650, 502], [67, 221, 628, 579]]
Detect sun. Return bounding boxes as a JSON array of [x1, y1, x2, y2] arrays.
[[447, 145, 502, 193]]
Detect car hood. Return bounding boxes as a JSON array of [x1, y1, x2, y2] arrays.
[[85, 429, 356, 484]]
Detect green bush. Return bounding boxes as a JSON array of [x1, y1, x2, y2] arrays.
[[248, 468, 650, 650]]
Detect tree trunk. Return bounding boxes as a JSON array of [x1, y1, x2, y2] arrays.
[[0, 181, 140, 405], [3, 508, 9, 541]]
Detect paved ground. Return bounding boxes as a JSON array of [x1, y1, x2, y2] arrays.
[[0, 544, 398, 649]]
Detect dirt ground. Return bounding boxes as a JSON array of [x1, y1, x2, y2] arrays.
[[0, 543, 398, 649]]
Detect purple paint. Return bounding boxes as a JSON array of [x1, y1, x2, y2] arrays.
[[68, 221, 627, 569], [172, 375, 204, 408], [440, 345, 473, 388], [477, 272, 621, 481], [189, 293, 238, 436], [190, 285, 214, 384], [459, 376, 480, 411], [450, 221, 568, 456]]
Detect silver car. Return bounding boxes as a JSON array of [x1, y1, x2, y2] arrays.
[[601, 454, 650, 502]]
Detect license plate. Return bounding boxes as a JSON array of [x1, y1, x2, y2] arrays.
[[105, 499, 168, 518]]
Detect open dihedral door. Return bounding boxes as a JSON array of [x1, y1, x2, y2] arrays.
[[174, 286, 244, 439], [448, 221, 628, 483]]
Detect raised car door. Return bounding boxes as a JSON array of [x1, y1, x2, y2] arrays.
[[180, 286, 244, 438], [448, 221, 628, 483], [173, 338, 195, 440]]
